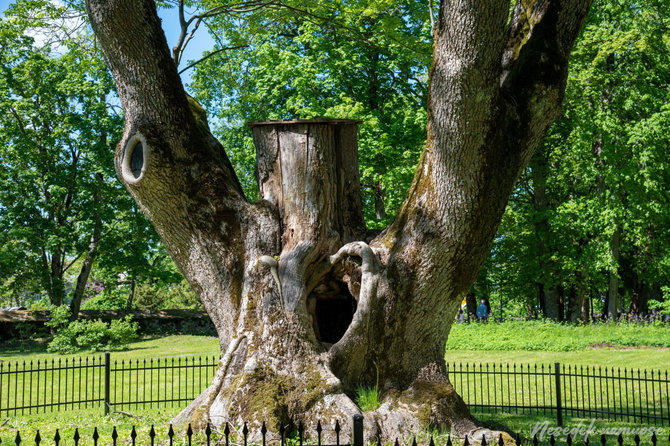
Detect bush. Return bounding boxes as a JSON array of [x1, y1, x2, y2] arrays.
[[46, 306, 139, 354]]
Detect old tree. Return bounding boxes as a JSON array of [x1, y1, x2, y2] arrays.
[[85, 0, 591, 439]]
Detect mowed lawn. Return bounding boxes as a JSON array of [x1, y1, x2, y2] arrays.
[[0, 335, 221, 363], [1, 322, 669, 443]]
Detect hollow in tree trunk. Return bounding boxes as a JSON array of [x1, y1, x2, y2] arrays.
[[85, 0, 592, 440]]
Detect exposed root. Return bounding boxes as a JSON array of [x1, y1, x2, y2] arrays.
[[172, 335, 246, 429]]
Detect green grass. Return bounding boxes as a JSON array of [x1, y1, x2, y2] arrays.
[[446, 320, 670, 352], [0, 407, 224, 445], [2, 323, 669, 442], [355, 385, 381, 411], [473, 411, 665, 445], [0, 336, 221, 429], [444, 349, 670, 371], [0, 334, 221, 363]]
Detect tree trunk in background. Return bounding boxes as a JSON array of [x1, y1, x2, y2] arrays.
[[86, 0, 591, 440], [629, 277, 650, 317], [607, 225, 621, 318], [126, 278, 136, 311], [465, 293, 477, 321], [530, 150, 561, 320], [70, 173, 104, 319]]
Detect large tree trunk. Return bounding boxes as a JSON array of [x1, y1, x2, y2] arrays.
[[86, 0, 591, 440]]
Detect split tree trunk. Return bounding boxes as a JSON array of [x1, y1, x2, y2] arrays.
[[86, 0, 592, 441]]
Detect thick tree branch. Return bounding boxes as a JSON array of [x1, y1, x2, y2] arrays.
[[501, 0, 593, 164], [86, 0, 278, 350]]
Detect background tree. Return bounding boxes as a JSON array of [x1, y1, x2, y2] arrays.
[[187, 0, 433, 228], [0, 0, 185, 313], [478, 0, 670, 321], [85, 0, 591, 438]]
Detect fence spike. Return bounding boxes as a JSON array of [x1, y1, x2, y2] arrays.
[[54, 429, 60, 446], [600, 434, 606, 446], [395, 439, 400, 446], [93, 428, 99, 446], [317, 421, 322, 446], [225, 422, 231, 446], [168, 424, 175, 446], [206, 423, 212, 446], [617, 434, 623, 446], [549, 435, 555, 446], [14, 432, 20, 446], [532, 434, 538, 446], [447, 435, 453, 446], [429, 437, 435, 446], [186, 424, 193, 446], [261, 422, 267, 446], [34, 431, 40, 446], [651, 433, 656, 446], [567, 434, 572, 446], [130, 426, 137, 446], [633, 435, 640, 446], [499, 433, 504, 446], [482, 434, 487, 446], [515, 433, 521, 446], [464, 435, 470, 446], [244, 422, 249, 446], [73, 428, 80, 446], [335, 421, 341, 446], [584, 434, 589, 446], [150, 425, 156, 446], [111, 427, 118, 446], [412, 437, 417, 446]]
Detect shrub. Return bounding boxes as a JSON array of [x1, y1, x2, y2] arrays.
[[46, 305, 139, 353]]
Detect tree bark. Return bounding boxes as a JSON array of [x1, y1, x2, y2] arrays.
[[70, 173, 104, 319], [86, 0, 591, 440], [607, 225, 621, 319], [530, 150, 560, 320]]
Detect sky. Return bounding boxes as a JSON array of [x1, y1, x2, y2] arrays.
[[0, 0, 216, 86]]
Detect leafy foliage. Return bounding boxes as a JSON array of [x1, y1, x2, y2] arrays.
[[477, 0, 670, 319], [187, 0, 433, 227], [0, 0, 189, 311], [46, 305, 139, 353]]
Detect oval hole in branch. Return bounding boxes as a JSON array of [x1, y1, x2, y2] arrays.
[[130, 142, 144, 178], [122, 134, 150, 183]]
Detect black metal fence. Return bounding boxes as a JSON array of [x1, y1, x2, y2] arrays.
[[4, 415, 670, 446], [447, 363, 670, 426], [0, 352, 218, 416], [1, 356, 668, 427]]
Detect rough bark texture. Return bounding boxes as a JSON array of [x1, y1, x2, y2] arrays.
[[86, 0, 592, 441]]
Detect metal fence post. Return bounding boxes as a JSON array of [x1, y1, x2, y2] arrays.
[[554, 362, 563, 427], [104, 352, 110, 415], [353, 414, 363, 446]]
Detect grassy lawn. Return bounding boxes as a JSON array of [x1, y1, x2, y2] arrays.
[[444, 349, 670, 371], [1, 322, 668, 443], [0, 335, 221, 363], [445, 321, 670, 352]]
